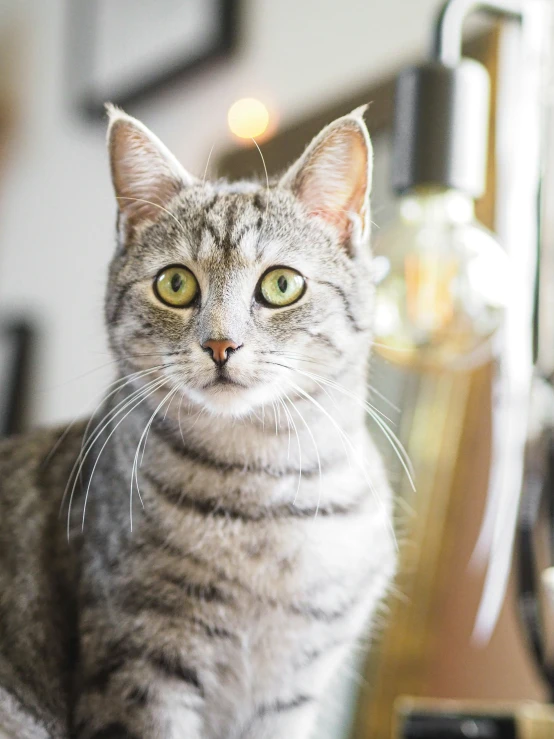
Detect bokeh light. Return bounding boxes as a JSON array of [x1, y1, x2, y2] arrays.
[[227, 98, 270, 140]]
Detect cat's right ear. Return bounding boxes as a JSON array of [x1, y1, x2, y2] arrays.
[[106, 104, 196, 240]]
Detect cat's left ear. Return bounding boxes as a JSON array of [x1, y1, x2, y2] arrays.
[[279, 106, 373, 250], [106, 104, 197, 240]]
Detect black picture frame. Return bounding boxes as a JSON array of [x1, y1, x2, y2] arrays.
[[68, 0, 239, 119]]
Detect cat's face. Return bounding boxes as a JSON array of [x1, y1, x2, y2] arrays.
[[105, 106, 374, 417]]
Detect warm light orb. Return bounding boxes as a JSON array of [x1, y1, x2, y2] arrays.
[[228, 98, 270, 140]]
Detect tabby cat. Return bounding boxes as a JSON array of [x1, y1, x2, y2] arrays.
[[0, 105, 396, 738]]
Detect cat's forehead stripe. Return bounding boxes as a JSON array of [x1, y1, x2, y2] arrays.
[[189, 190, 266, 261]]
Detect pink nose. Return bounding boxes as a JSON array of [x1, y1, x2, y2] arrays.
[[202, 339, 241, 366]]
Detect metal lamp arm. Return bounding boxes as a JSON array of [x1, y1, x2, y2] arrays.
[[434, 0, 524, 64]]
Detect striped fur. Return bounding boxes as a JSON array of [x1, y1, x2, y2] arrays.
[[0, 108, 395, 738]]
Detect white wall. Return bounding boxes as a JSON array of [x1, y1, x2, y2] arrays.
[[0, 0, 443, 426]]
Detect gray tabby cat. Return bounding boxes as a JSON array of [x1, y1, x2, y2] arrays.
[[0, 105, 396, 738]]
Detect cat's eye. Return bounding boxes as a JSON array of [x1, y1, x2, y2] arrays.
[[258, 267, 306, 308], [154, 265, 199, 308]]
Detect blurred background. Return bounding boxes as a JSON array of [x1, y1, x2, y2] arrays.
[[0, 0, 448, 427], [1, 1, 553, 738]]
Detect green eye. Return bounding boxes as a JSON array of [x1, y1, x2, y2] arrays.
[[259, 267, 306, 307], [154, 266, 199, 308]]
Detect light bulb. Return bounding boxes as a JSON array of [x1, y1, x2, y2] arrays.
[[372, 187, 508, 370]]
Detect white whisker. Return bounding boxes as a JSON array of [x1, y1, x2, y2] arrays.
[[271, 401, 279, 436], [367, 382, 400, 413], [63, 374, 168, 532], [289, 367, 414, 489], [47, 366, 164, 474], [251, 137, 270, 205], [78, 375, 171, 535], [281, 388, 322, 518], [77, 366, 167, 491], [276, 393, 300, 492], [284, 378, 397, 548], [202, 142, 216, 184], [131, 384, 181, 531], [177, 390, 188, 446], [116, 196, 187, 237]]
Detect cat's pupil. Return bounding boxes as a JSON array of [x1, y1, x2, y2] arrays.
[[171, 273, 183, 292], [277, 275, 288, 293]]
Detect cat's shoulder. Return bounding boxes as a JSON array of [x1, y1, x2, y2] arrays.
[[0, 421, 87, 491]]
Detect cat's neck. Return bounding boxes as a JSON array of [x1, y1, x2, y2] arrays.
[[112, 362, 371, 484], [95, 361, 388, 531]]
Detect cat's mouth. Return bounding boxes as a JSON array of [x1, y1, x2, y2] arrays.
[[202, 374, 247, 390], [189, 368, 276, 416]]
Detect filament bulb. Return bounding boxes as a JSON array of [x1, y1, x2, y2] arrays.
[[372, 188, 508, 370]]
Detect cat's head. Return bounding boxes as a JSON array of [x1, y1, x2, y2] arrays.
[[105, 105, 375, 418]]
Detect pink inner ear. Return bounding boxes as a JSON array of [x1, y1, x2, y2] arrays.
[[110, 121, 182, 234], [296, 127, 368, 242]]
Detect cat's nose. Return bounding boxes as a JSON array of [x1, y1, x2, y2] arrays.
[[202, 339, 241, 367]]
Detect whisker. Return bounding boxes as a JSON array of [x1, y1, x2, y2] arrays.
[[139, 382, 177, 467], [264, 360, 394, 423], [116, 196, 187, 237], [202, 143, 216, 184], [276, 396, 291, 459], [281, 388, 322, 517], [76, 376, 171, 535], [131, 384, 181, 531], [251, 137, 272, 255], [265, 350, 327, 368], [366, 382, 400, 413], [276, 398, 284, 441], [271, 400, 279, 436], [251, 138, 270, 205], [298, 375, 351, 461], [58, 369, 167, 517], [249, 406, 264, 424], [65, 375, 169, 534], [276, 392, 301, 495], [293, 367, 414, 488], [189, 406, 207, 432], [45, 366, 165, 470], [77, 367, 168, 470], [285, 378, 397, 547], [162, 391, 177, 422], [264, 358, 399, 437], [92, 350, 188, 360], [79, 380, 168, 532], [263, 358, 413, 489], [266, 349, 399, 412], [77, 366, 168, 488], [304, 369, 396, 424], [45, 357, 121, 390]]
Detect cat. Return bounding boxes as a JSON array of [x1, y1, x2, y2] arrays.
[[0, 104, 396, 739]]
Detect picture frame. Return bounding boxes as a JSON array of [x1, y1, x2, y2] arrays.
[[67, 0, 239, 118]]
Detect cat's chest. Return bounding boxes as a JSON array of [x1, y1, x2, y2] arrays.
[[198, 506, 393, 734], [146, 470, 382, 599]]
